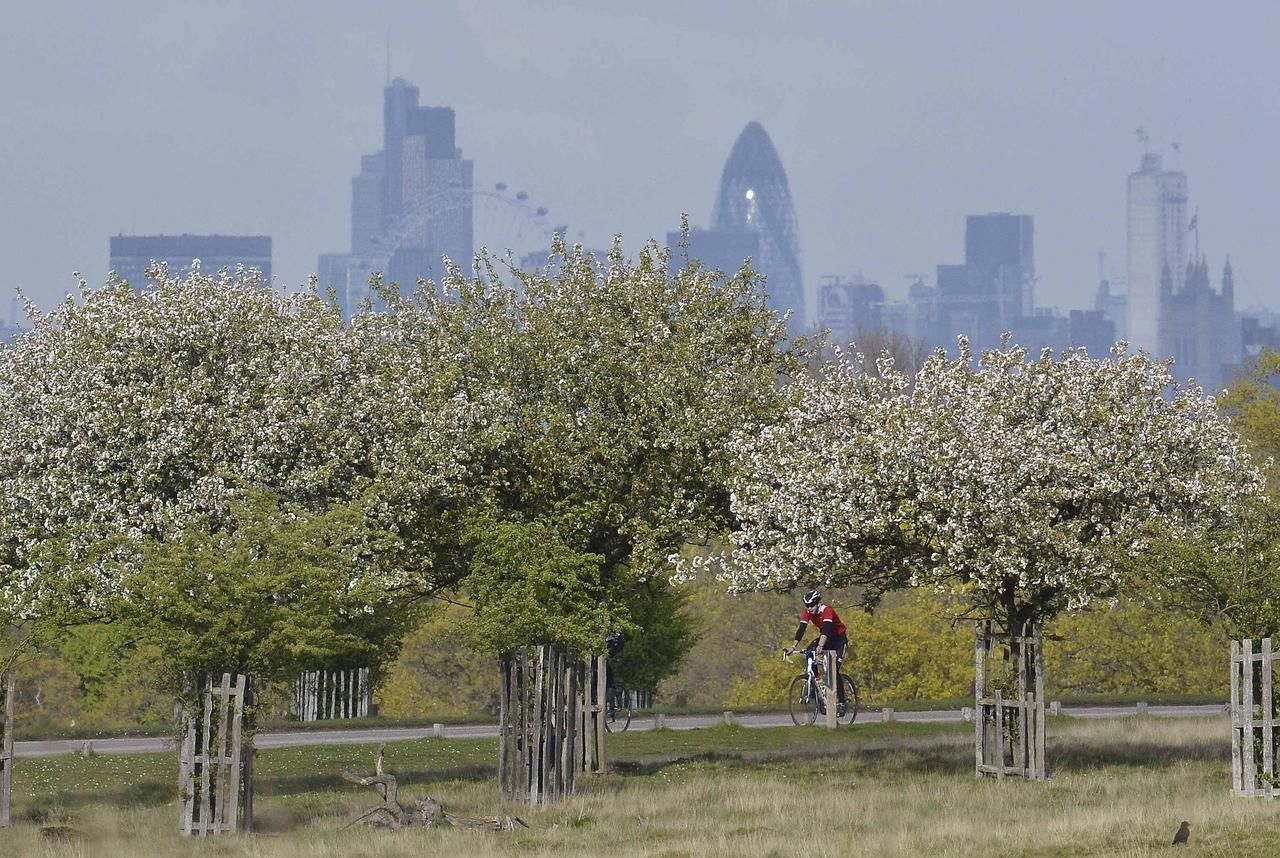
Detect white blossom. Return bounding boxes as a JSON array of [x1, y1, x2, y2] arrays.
[[723, 337, 1261, 623]]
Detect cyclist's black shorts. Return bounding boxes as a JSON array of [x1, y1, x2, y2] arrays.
[[809, 634, 848, 661]]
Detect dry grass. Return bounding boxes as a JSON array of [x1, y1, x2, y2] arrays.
[[3, 715, 1278, 857]]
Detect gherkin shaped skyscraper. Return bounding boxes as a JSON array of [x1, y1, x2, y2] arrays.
[[711, 122, 804, 325]]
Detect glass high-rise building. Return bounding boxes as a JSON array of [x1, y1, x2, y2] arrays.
[[319, 78, 474, 316], [109, 234, 271, 288], [1126, 153, 1187, 354], [965, 213, 1034, 322], [710, 122, 804, 327]]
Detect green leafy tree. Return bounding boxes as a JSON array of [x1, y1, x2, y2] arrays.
[[1045, 600, 1224, 695], [1218, 348, 1280, 492], [378, 232, 804, 679], [1124, 348, 1280, 640], [462, 518, 613, 655], [110, 490, 414, 685]]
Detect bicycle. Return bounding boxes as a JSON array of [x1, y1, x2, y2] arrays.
[[603, 685, 632, 733], [783, 644, 859, 726]]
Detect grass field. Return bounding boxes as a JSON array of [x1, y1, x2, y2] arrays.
[[1, 715, 1277, 856]]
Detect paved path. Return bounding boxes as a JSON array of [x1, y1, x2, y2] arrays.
[[15, 703, 1227, 759]]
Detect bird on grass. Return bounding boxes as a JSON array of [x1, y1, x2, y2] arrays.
[[1172, 820, 1190, 846]]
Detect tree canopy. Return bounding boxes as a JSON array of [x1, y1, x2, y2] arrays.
[[722, 338, 1260, 630], [1, 234, 803, 690], [372, 234, 803, 673], [0, 266, 460, 680], [1141, 347, 1280, 639]]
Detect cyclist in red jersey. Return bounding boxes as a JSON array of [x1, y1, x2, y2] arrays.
[[784, 589, 849, 704]]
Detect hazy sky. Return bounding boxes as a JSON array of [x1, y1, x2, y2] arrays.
[[3, 0, 1277, 322]]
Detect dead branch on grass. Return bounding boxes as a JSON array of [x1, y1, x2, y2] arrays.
[[342, 745, 526, 831]]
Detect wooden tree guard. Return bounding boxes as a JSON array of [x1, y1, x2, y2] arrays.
[[0, 672, 13, 828], [179, 673, 253, 835], [293, 667, 370, 721], [1231, 637, 1280, 798], [974, 622, 1046, 780], [823, 651, 839, 729], [497, 646, 590, 804], [582, 653, 607, 775]]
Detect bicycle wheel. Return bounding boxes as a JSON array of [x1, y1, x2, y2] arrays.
[[604, 694, 631, 733], [837, 676, 860, 725], [788, 675, 817, 726]]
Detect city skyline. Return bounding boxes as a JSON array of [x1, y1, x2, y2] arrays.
[[3, 2, 1277, 324]]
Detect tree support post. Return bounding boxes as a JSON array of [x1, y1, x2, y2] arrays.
[[178, 673, 253, 835], [0, 672, 14, 827], [823, 651, 838, 729], [1231, 636, 1279, 798]]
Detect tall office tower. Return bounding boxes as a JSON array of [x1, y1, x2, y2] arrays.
[[711, 122, 804, 327], [109, 234, 272, 288], [1126, 153, 1187, 354], [318, 78, 475, 314], [965, 213, 1034, 323], [928, 213, 1035, 353], [351, 153, 385, 258], [664, 227, 759, 279]]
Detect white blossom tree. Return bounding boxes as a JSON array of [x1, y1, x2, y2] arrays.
[[722, 337, 1261, 632], [0, 265, 473, 680]]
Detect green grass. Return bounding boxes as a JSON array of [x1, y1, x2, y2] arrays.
[[2, 715, 1274, 856]]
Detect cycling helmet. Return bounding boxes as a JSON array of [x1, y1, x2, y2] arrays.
[[803, 589, 822, 609]]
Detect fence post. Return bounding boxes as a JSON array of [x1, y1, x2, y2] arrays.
[[1264, 638, 1275, 799], [0, 672, 14, 828], [974, 622, 985, 778], [1244, 638, 1257, 797], [1231, 639, 1243, 794], [595, 654, 607, 775], [1029, 624, 1039, 778], [823, 651, 838, 728]]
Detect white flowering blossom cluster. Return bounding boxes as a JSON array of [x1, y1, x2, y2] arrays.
[[723, 338, 1262, 626], [0, 266, 473, 619]]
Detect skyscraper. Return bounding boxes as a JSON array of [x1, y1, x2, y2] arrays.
[[319, 78, 474, 315], [710, 122, 804, 326], [965, 213, 1034, 322], [109, 234, 272, 287], [663, 227, 759, 279], [1126, 152, 1188, 354], [928, 213, 1035, 353]]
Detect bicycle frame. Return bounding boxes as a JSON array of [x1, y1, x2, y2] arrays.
[[785, 645, 859, 726], [788, 647, 834, 702]]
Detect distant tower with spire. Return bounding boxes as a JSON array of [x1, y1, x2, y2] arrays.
[[1159, 236, 1240, 392]]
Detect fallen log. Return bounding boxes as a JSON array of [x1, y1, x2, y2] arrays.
[[342, 746, 526, 831]]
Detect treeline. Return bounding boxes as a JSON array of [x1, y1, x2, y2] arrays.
[[370, 583, 1225, 717]]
